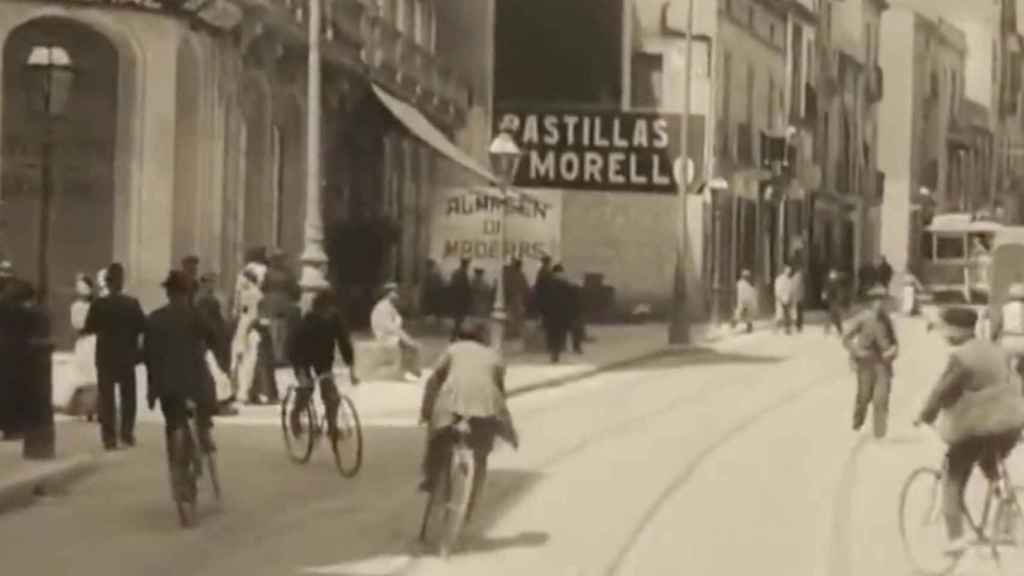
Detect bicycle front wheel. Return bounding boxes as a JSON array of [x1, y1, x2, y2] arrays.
[[281, 386, 316, 464], [439, 446, 476, 558], [330, 395, 363, 478], [899, 467, 958, 576], [169, 428, 198, 528]]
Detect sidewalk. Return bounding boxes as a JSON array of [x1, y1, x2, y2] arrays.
[[0, 441, 101, 515]]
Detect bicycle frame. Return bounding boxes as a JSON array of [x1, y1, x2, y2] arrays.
[[945, 451, 1016, 556]]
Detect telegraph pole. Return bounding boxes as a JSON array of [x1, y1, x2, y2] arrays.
[[668, 0, 694, 344]]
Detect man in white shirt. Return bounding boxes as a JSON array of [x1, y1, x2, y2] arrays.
[[774, 266, 794, 334], [371, 282, 421, 382]]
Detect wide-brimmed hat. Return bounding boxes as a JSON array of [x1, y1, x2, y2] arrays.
[[1009, 282, 1024, 300], [865, 285, 889, 300]]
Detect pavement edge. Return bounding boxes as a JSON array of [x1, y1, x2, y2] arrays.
[[0, 452, 102, 515]]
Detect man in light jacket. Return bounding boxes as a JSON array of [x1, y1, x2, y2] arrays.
[[371, 282, 421, 381], [774, 266, 794, 334]]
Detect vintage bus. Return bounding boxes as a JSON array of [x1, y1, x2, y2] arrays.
[[920, 213, 1000, 303]]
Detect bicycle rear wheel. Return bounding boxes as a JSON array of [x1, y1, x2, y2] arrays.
[[281, 386, 316, 464], [330, 395, 363, 478], [419, 444, 476, 558], [170, 428, 198, 528], [899, 467, 958, 576]]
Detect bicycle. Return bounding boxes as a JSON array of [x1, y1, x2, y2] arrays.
[[280, 372, 363, 477], [899, 446, 1024, 575], [167, 399, 221, 528], [418, 419, 485, 559]]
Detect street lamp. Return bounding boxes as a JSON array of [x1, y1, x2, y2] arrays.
[[487, 130, 523, 354], [26, 45, 75, 305], [704, 177, 729, 327]]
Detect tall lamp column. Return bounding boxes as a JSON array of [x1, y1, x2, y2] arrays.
[[487, 131, 523, 354]]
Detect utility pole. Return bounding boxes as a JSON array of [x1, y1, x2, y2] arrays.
[[669, 0, 694, 344]]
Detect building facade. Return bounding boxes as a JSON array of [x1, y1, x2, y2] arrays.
[[0, 0, 492, 344]]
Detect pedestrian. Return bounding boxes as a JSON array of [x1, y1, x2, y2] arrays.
[[195, 273, 236, 415], [70, 273, 98, 399], [371, 282, 422, 381], [540, 264, 575, 363], [420, 259, 446, 328], [843, 285, 898, 439], [504, 257, 529, 339], [470, 268, 492, 318], [731, 270, 757, 333], [143, 271, 218, 456], [821, 269, 845, 335], [900, 269, 924, 316], [83, 263, 146, 450], [230, 248, 268, 405], [914, 306, 1024, 555], [791, 265, 806, 333], [531, 255, 553, 318], [448, 258, 472, 341], [877, 255, 893, 291], [774, 266, 794, 334]]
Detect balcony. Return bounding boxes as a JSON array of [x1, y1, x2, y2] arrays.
[[867, 64, 883, 104]]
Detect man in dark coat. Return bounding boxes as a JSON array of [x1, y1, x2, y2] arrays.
[[0, 279, 35, 440], [876, 256, 894, 291], [449, 258, 472, 341], [83, 263, 146, 449], [540, 265, 575, 363], [144, 271, 218, 454], [531, 255, 553, 317], [915, 306, 1024, 555]]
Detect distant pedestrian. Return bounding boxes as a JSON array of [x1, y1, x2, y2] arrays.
[[900, 269, 924, 316], [732, 270, 757, 333], [420, 259, 446, 327], [791, 266, 806, 333], [821, 269, 845, 335], [774, 266, 794, 334], [504, 258, 529, 339], [877, 256, 893, 291], [449, 258, 472, 341], [83, 263, 146, 450], [70, 274, 98, 394], [531, 255, 553, 318], [470, 268, 492, 318], [540, 264, 575, 363], [230, 248, 268, 405], [843, 286, 898, 439], [371, 282, 422, 381]]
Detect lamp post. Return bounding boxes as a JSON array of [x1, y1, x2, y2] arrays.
[[26, 45, 74, 305], [23, 45, 73, 461], [705, 177, 729, 327], [299, 0, 331, 312], [487, 131, 523, 354]]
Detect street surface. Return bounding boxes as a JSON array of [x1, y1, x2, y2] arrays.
[[2, 316, 1023, 575]]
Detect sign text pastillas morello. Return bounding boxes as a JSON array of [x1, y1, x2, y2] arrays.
[[494, 108, 689, 193]]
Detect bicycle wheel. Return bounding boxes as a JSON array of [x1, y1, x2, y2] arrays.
[[899, 467, 958, 576], [281, 386, 316, 464], [205, 451, 222, 505], [170, 428, 198, 528], [330, 395, 363, 477], [438, 445, 476, 558]]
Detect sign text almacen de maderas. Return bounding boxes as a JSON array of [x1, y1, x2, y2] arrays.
[[494, 108, 685, 194]]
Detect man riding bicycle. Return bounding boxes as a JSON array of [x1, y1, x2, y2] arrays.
[[419, 320, 519, 493], [915, 306, 1024, 555], [144, 271, 218, 455], [288, 290, 358, 439]]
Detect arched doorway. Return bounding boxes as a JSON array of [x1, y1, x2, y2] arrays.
[[2, 17, 119, 346]]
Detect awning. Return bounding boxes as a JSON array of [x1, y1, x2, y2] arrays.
[[371, 84, 497, 185]]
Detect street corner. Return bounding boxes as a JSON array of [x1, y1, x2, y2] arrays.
[[0, 451, 102, 515]]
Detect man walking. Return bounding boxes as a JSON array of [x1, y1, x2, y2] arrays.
[[83, 263, 146, 449], [774, 266, 794, 334], [449, 258, 472, 341], [539, 265, 574, 363], [732, 270, 758, 333], [821, 269, 845, 335], [843, 286, 899, 439], [504, 258, 529, 339]]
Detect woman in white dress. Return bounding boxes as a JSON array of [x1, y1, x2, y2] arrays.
[[70, 274, 98, 397]]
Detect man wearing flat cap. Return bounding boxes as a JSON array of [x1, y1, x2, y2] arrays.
[[842, 285, 899, 439], [144, 270, 218, 455], [915, 306, 1024, 555]]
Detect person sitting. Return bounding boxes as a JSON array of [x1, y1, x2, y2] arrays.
[[915, 306, 1024, 556], [418, 319, 519, 495], [370, 282, 421, 382]]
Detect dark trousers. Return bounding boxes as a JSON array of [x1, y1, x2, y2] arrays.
[[824, 304, 844, 335], [159, 393, 215, 465], [98, 363, 137, 447], [943, 431, 1021, 539], [253, 324, 279, 402], [291, 368, 340, 430], [852, 362, 891, 438], [543, 319, 569, 361]]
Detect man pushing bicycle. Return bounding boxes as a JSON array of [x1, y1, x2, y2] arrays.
[[288, 290, 358, 440], [914, 306, 1024, 556]]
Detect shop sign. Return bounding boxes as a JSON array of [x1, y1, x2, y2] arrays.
[[429, 186, 562, 278], [494, 108, 703, 194]]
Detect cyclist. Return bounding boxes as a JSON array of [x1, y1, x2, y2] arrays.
[[914, 306, 1024, 555], [419, 319, 519, 494], [144, 271, 218, 455], [288, 290, 358, 439]]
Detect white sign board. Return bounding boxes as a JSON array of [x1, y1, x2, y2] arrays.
[[429, 186, 562, 279]]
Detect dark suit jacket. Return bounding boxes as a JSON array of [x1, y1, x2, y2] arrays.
[[144, 301, 217, 403], [83, 292, 146, 370]]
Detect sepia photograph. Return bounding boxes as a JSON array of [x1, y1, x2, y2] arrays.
[[2, 0, 1024, 574]]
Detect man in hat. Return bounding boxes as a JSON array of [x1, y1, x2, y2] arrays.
[[504, 257, 529, 339], [915, 306, 1024, 555], [822, 269, 845, 335], [371, 282, 421, 381], [83, 263, 147, 449], [448, 258, 472, 341], [732, 269, 758, 333], [144, 271, 218, 456], [992, 281, 1024, 383], [842, 285, 899, 439]]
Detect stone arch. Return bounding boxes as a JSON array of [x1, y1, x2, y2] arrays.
[[272, 89, 305, 260], [0, 13, 139, 345], [172, 35, 202, 264]]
